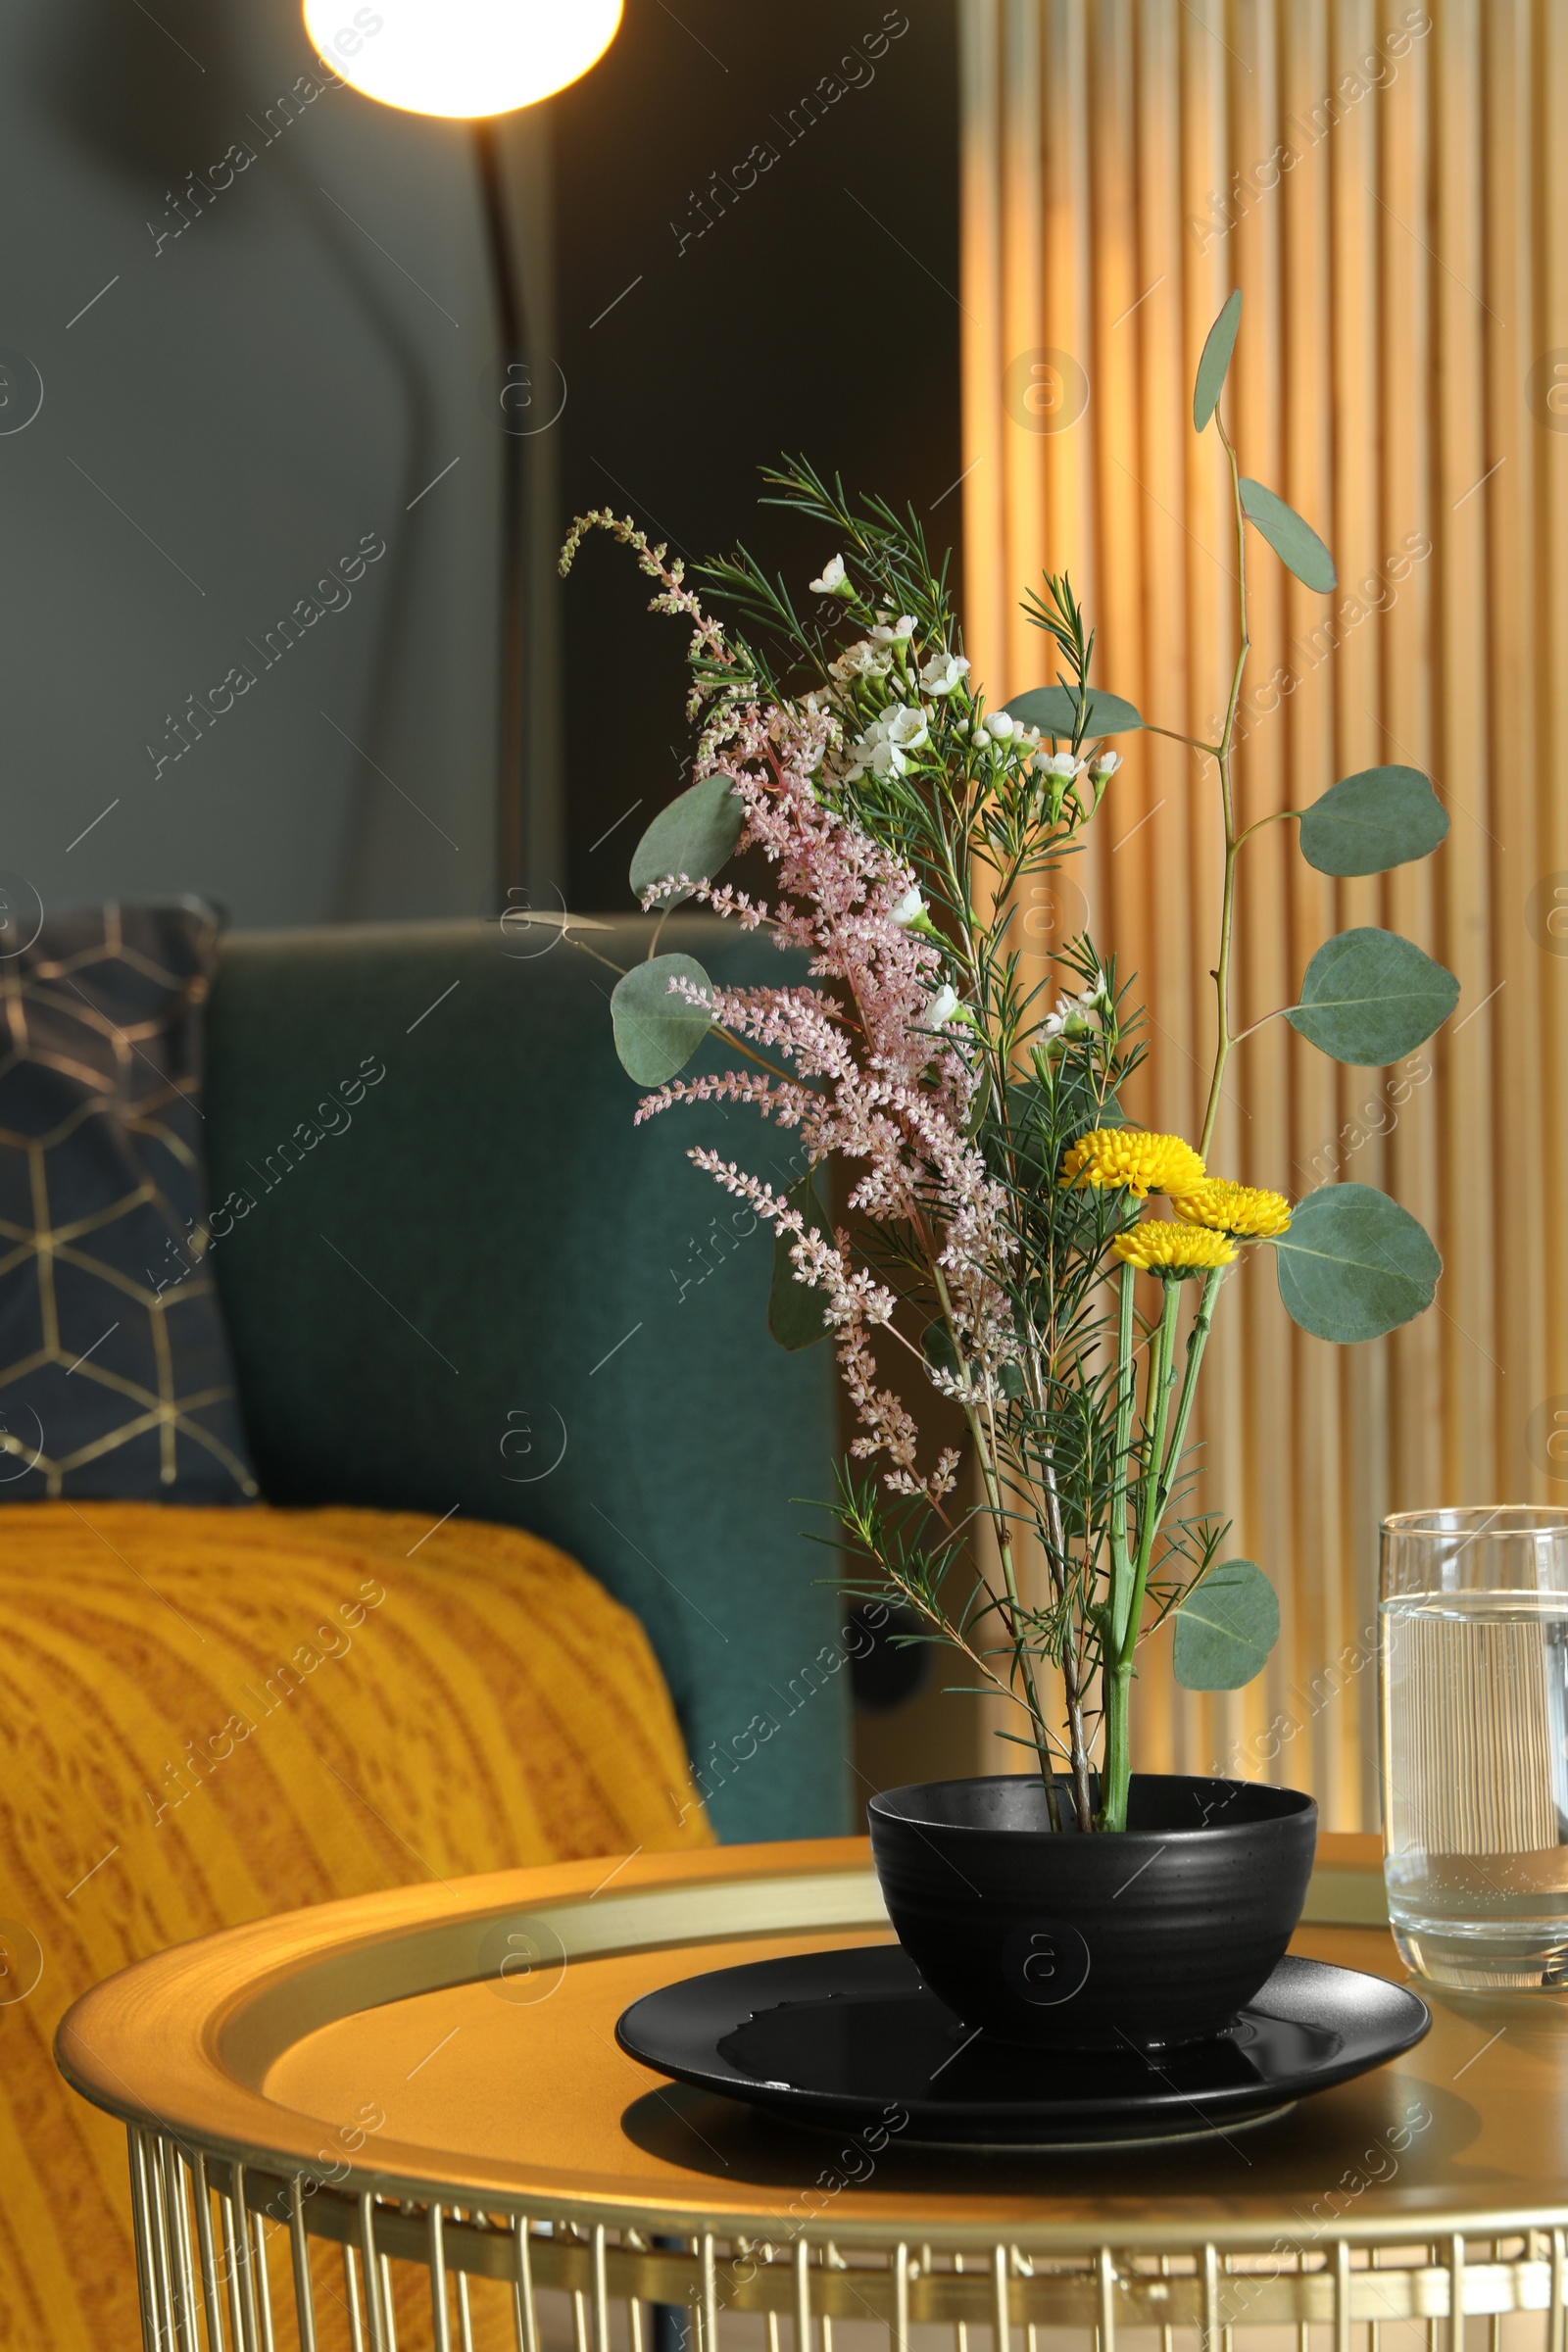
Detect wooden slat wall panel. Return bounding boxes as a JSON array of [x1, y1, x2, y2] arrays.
[[959, 0, 1565, 1827]]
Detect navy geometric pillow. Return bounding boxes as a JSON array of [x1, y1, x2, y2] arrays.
[[0, 902, 257, 1501]]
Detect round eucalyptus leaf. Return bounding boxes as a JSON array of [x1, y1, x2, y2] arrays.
[[628, 775, 744, 908], [1173, 1558, 1279, 1690], [768, 1174, 832, 1350], [1238, 477, 1337, 593], [1193, 288, 1243, 431], [1273, 1183, 1441, 1343], [1285, 927, 1459, 1065], [1298, 766, 1449, 877], [610, 953, 713, 1085], [1003, 685, 1144, 739], [920, 1316, 961, 1378]]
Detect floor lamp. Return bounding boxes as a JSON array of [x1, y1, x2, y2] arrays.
[[301, 0, 624, 904]]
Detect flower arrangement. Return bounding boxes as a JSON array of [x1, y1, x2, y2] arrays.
[[560, 291, 1456, 1835]]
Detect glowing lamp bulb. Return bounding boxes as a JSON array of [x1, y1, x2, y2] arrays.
[[304, 0, 624, 119]]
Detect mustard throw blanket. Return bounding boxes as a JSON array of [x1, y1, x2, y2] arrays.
[[0, 1502, 710, 2348]]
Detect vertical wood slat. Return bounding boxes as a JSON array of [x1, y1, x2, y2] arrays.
[[1543, 1, 1568, 1439], [959, 0, 1567, 1825]]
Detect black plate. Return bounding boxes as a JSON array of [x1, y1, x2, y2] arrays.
[[616, 1946, 1430, 2147]]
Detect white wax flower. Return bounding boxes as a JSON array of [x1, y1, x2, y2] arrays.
[[847, 707, 927, 780], [919, 650, 971, 695], [884, 704, 929, 756], [985, 711, 1016, 741], [809, 555, 849, 595], [890, 887, 927, 927], [1091, 749, 1122, 780], [830, 640, 894, 681], [870, 614, 917, 645], [923, 982, 960, 1028], [1040, 752, 1079, 779], [1054, 984, 1104, 1037]]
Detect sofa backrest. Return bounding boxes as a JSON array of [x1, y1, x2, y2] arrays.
[[203, 914, 850, 1841]]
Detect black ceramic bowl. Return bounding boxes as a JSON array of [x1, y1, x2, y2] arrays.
[[868, 1772, 1317, 2049]]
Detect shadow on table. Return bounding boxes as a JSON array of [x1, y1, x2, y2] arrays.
[[620, 2070, 1493, 2205]]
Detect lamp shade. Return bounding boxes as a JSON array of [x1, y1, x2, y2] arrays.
[[304, 0, 623, 119]]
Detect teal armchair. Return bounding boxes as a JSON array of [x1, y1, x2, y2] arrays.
[[203, 913, 851, 1842]]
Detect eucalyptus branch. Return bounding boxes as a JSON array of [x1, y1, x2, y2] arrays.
[[1140, 719, 1222, 757], [1234, 808, 1295, 850], [1229, 1007, 1290, 1049], [1199, 408, 1252, 1159]]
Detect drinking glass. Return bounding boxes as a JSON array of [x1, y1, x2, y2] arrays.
[[1381, 1505, 1568, 1988]]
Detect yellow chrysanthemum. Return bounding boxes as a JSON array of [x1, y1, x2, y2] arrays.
[[1173, 1178, 1293, 1240], [1112, 1221, 1238, 1276], [1060, 1127, 1205, 1200]]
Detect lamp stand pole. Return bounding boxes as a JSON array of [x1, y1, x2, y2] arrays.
[[471, 119, 529, 906]]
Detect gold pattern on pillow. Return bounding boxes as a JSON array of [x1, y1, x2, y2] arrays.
[[0, 904, 257, 1498]]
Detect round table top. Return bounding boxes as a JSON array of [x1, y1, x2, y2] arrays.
[[56, 1833, 1568, 2246]]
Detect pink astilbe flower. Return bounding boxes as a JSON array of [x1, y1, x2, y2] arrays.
[[600, 535, 1016, 1503]]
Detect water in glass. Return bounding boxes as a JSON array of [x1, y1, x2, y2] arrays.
[[1381, 1507, 1568, 1989]]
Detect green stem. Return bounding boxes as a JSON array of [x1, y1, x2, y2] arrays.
[[1228, 1006, 1290, 1050], [1100, 1280, 1181, 1831], [1142, 1267, 1226, 1576], [1100, 1268, 1228, 1831], [930, 1259, 1066, 1828], [1198, 413, 1252, 1161], [1131, 1294, 1182, 1637], [1107, 1259, 1137, 1630], [1140, 719, 1222, 757], [1234, 808, 1297, 851], [1036, 1448, 1096, 1832]]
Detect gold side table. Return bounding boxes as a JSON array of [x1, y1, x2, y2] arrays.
[[56, 1834, 1568, 2352]]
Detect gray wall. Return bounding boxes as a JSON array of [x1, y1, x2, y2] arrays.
[[0, 0, 557, 928]]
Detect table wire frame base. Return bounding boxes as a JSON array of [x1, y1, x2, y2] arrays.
[[125, 2126, 1568, 2352]]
